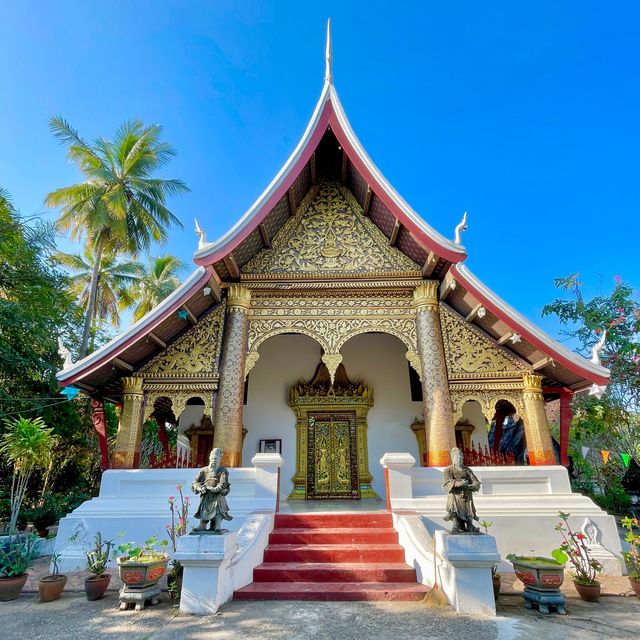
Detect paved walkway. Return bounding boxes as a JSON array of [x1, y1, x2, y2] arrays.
[[1, 590, 639, 639]]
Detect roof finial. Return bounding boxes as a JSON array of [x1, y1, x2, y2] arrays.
[[454, 211, 468, 245], [325, 18, 333, 83]]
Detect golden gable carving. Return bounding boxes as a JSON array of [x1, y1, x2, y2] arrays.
[[139, 305, 225, 378], [242, 182, 420, 276], [439, 304, 528, 379]]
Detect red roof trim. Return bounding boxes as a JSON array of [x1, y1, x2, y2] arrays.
[[193, 106, 332, 266], [451, 264, 610, 386], [328, 111, 466, 264], [58, 267, 213, 386]]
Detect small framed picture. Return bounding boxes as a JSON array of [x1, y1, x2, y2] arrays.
[[259, 439, 282, 454]]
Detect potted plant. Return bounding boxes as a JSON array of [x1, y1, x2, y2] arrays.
[[166, 485, 190, 600], [621, 516, 640, 598], [38, 553, 67, 602], [84, 532, 114, 600], [116, 534, 170, 589], [552, 511, 604, 602], [24, 500, 59, 538], [0, 533, 37, 601], [480, 519, 501, 599], [506, 552, 566, 590]]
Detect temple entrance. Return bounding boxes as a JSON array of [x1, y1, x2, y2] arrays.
[[288, 360, 378, 500], [307, 412, 359, 499]]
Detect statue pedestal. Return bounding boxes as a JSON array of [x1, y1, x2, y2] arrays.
[[174, 531, 238, 615], [435, 530, 500, 615]]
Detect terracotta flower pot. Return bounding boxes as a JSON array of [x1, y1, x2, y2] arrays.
[[628, 577, 640, 598], [0, 574, 29, 602], [117, 554, 169, 589], [84, 573, 111, 601], [574, 580, 601, 602], [39, 575, 67, 602]]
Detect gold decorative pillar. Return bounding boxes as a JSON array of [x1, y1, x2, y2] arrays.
[[522, 373, 556, 465], [213, 285, 251, 467], [413, 282, 455, 466], [112, 377, 145, 468]]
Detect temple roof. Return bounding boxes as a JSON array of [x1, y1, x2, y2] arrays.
[[57, 28, 609, 395]]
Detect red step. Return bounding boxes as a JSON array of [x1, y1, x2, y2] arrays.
[[233, 512, 430, 602], [273, 513, 393, 529], [263, 543, 406, 564], [269, 527, 398, 545], [234, 581, 429, 601], [253, 562, 417, 583]]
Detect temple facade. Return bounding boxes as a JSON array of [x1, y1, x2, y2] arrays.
[[58, 42, 609, 502]]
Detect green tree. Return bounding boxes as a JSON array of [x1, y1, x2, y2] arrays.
[[121, 254, 186, 322], [543, 274, 640, 466], [54, 248, 141, 329], [45, 118, 188, 358], [0, 188, 80, 417], [0, 416, 57, 533]]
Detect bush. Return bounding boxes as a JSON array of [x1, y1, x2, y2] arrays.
[[590, 481, 632, 515]]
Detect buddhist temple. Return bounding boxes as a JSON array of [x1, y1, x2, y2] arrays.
[[57, 23, 610, 504]]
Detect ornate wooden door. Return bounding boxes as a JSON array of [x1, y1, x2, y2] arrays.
[[307, 412, 359, 499]]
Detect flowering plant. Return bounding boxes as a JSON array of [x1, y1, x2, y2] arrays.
[[621, 516, 640, 580], [552, 511, 603, 585], [167, 485, 190, 552]]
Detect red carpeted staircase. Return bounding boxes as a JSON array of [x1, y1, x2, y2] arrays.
[[233, 512, 430, 601]]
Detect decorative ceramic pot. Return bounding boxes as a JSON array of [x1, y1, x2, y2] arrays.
[[629, 578, 640, 598], [0, 574, 29, 601], [509, 557, 565, 590], [117, 554, 169, 589], [492, 573, 501, 600], [39, 575, 67, 602], [84, 573, 111, 600], [574, 580, 601, 602]]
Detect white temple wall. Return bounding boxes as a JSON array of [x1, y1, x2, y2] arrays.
[[460, 400, 490, 450], [243, 333, 422, 499], [178, 404, 205, 433]]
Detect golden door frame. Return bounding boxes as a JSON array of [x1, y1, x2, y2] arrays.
[[288, 363, 378, 500]]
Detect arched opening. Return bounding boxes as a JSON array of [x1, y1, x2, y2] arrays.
[[455, 400, 489, 452], [141, 396, 176, 467], [340, 332, 421, 496], [488, 399, 526, 465], [243, 333, 323, 494]]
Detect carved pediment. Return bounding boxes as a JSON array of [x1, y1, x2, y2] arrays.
[[139, 305, 225, 378], [439, 304, 528, 380], [242, 182, 421, 277]]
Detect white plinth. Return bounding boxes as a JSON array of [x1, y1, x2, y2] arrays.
[[174, 531, 238, 615], [435, 530, 499, 615]]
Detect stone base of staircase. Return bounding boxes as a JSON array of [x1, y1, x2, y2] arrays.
[[234, 512, 430, 602]]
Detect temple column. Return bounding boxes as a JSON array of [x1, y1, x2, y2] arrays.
[[213, 285, 251, 468], [112, 377, 145, 469], [90, 397, 110, 471], [413, 282, 455, 466], [522, 373, 556, 465]]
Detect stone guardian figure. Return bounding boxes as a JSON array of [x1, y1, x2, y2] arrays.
[[191, 448, 233, 533], [443, 447, 481, 533]]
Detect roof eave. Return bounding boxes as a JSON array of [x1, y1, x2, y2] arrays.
[[57, 266, 212, 386], [452, 263, 610, 386]]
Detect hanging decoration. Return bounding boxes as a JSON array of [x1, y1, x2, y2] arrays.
[[600, 450, 610, 463], [61, 387, 80, 400], [620, 453, 631, 468]]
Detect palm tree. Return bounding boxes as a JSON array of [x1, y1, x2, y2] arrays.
[[45, 118, 188, 358], [54, 248, 142, 329], [122, 254, 186, 322]]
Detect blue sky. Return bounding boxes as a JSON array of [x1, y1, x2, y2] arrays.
[[1, 2, 638, 342]]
